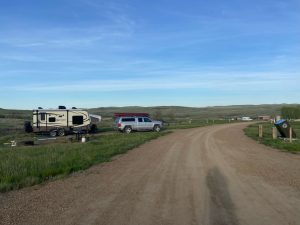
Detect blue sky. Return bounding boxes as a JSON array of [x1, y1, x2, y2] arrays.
[[0, 0, 299, 109]]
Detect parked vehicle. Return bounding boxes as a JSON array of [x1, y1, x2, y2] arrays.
[[114, 114, 162, 133], [24, 106, 101, 137], [241, 117, 253, 121]]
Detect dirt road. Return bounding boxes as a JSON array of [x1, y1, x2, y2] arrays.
[[1, 123, 300, 225]]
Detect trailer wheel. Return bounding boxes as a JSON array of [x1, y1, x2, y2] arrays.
[[49, 130, 57, 137], [57, 128, 65, 136]]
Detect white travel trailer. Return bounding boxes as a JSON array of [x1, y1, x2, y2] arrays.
[[25, 107, 101, 137]]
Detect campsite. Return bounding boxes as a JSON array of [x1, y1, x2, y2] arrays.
[[0, 105, 300, 225], [1, 0, 300, 224]]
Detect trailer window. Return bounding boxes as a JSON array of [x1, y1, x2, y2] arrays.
[[73, 116, 84, 125], [40, 113, 46, 121], [49, 117, 56, 122]]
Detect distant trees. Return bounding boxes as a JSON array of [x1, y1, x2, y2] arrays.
[[281, 106, 300, 119]]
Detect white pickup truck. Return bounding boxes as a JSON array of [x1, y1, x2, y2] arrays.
[[114, 116, 163, 133]]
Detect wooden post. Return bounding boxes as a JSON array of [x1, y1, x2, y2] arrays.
[[289, 127, 292, 143], [258, 125, 263, 138], [272, 127, 277, 140]]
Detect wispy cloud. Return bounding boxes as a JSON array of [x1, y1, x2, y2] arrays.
[[0, 25, 132, 49], [0, 1, 135, 49], [4, 71, 298, 93]]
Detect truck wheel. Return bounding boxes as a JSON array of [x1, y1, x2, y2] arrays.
[[57, 128, 65, 136], [153, 125, 161, 132], [49, 130, 57, 137], [124, 126, 132, 134]]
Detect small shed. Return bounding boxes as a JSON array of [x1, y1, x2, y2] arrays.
[[258, 116, 271, 121]]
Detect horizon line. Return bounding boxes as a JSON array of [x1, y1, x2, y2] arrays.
[[1, 103, 299, 111]]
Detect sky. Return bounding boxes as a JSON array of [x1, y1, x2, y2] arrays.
[[0, 0, 299, 109]]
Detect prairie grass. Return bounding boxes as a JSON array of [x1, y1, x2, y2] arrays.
[[0, 131, 169, 192]]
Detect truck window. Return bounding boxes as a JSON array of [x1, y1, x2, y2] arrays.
[[49, 117, 56, 122], [144, 118, 152, 122], [138, 118, 143, 122], [121, 118, 135, 122], [73, 116, 84, 125]]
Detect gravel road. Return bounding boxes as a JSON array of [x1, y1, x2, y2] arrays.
[[1, 123, 300, 225]]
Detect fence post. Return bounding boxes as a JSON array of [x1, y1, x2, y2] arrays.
[[272, 127, 277, 140], [258, 125, 263, 138], [289, 127, 293, 143]]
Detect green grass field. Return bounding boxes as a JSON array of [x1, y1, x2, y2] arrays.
[[0, 131, 170, 192], [244, 122, 300, 152]]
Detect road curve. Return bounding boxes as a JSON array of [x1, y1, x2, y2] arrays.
[[1, 123, 300, 225]]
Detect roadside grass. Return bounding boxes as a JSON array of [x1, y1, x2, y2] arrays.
[[244, 122, 300, 152], [0, 131, 170, 192]]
